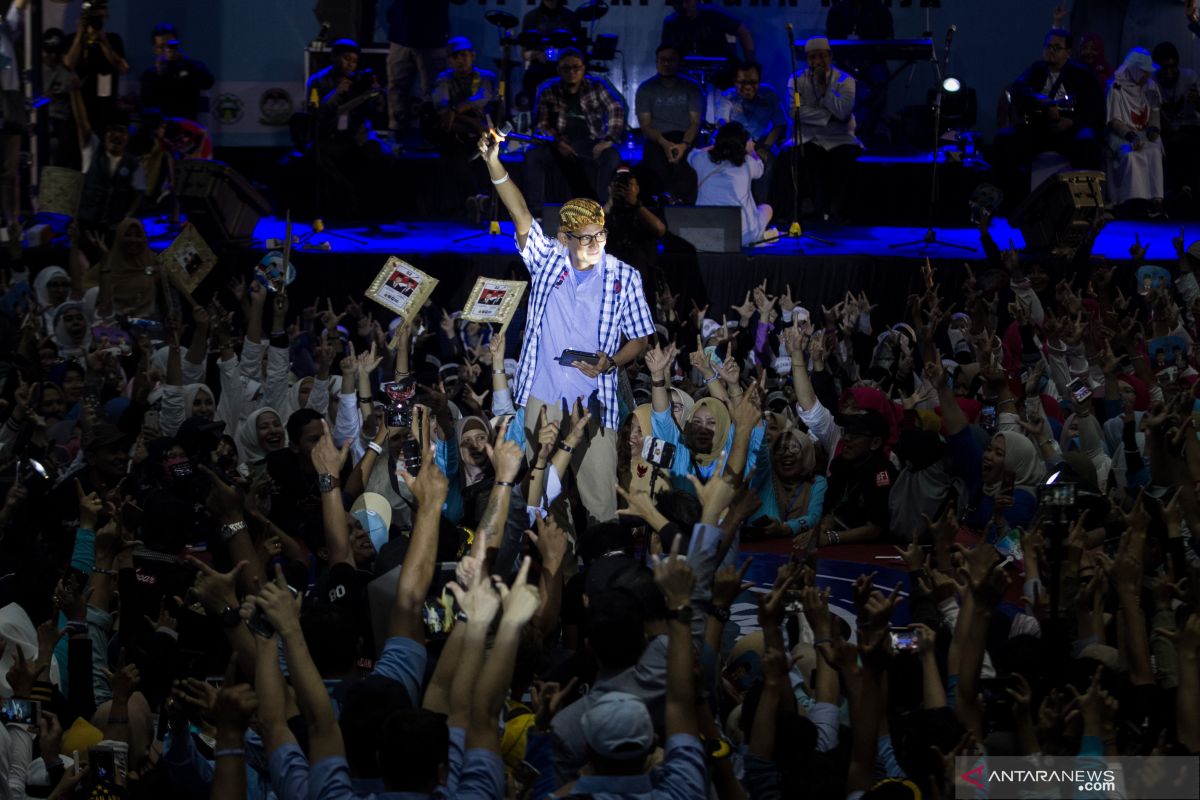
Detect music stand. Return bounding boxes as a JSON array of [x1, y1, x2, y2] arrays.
[[889, 33, 973, 253]]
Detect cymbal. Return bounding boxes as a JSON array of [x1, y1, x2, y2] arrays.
[[576, 1, 609, 22], [484, 9, 519, 29]]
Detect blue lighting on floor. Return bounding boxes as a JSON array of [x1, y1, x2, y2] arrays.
[[140, 214, 1194, 262]]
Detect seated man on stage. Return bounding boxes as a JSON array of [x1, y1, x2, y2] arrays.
[[714, 61, 786, 202], [635, 43, 703, 202], [477, 127, 655, 526], [306, 38, 387, 219], [993, 28, 1104, 207], [1107, 48, 1164, 217], [661, 0, 754, 89], [774, 37, 862, 226], [525, 47, 626, 212], [428, 36, 496, 215]]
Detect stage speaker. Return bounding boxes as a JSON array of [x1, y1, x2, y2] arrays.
[[314, 0, 375, 45], [1009, 170, 1105, 257], [175, 160, 272, 245], [664, 206, 743, 254]]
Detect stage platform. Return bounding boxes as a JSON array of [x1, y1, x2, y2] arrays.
[[136, 216, 1196, 323]]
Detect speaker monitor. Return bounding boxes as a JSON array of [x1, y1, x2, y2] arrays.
[[175, 160, 272, 245], [663, 206, 743, 254], [1009, 170, 1106, 257]]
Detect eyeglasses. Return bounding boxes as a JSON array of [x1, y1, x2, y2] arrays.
[[1044, 44, 1067, 52], [736, 79, 760, 86], [559, 63, 585, 72], [563, 229, 608, 247]]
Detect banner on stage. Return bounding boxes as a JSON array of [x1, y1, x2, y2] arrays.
[[365, 257, 438, 323], [160, 225, 217, 295], [461, 278, 527, 329], [38, 167, 84, 218]]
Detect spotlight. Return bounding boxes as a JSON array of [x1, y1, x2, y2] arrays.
[[942, 77, 961, 93]]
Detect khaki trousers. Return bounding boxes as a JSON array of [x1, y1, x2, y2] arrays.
[[525, 395, 618, 526]]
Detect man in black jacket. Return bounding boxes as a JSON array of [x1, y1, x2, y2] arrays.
[[993, 28, 1105, 207]]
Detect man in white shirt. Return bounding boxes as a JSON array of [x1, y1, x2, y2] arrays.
[[773, 36, 863, 226]]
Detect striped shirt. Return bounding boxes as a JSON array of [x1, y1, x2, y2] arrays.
[[513, 220, 656, 430]]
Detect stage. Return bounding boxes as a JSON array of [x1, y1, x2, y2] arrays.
[[136, 215, 1194, 322]]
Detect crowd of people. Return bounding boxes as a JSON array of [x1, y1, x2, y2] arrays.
[[1, 99, 1200, 796]]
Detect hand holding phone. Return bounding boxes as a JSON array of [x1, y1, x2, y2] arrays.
[[557, 349, 600, 367]]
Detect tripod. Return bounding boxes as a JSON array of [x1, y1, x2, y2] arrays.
[[780, 23, 832, 248], [889, 28, 972, 254]]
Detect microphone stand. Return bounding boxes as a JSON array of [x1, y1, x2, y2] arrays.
[[890, 25, 973, 254], [779, 24, 832, 248]]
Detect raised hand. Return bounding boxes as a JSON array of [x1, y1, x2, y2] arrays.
[[528, 514, 570, 573], [497, 556, 540, 626], [252, 566, 303, 637], [711, 558, 754, 610], [486, 418, 524, 483], [652, 534, 695, 610], [211, 684, 259, 734], [311, 419, 351, 477]]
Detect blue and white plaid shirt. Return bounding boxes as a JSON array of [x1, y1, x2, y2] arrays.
[[513, 220, 656, 430]]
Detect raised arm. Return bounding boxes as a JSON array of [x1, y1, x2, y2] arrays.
[[466, 557, 540, 752], [392, 407, 451, 643], [311, 421, 353, 566], [477, 129, 532, 247]]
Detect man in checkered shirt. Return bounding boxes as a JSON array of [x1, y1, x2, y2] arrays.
[[478, 128, 654, 524]]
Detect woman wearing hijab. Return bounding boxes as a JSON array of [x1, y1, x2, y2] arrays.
[[1106, 47, 1165, 215], [32, 265, 72, 332], [96, 218, 160, 318], [50, 302, 92, 361], [748, 425, 827, 538], [1079, 33, 1114, 88], [617, 404, 662, 499], [233, 406, 287, 471]]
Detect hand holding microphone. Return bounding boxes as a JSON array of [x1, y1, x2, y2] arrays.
[[472, 119, 511, 162]]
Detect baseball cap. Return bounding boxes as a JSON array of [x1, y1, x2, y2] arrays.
[[351, 492, 392, 552], [447, 36, 474, 54], [331, 38, 360, 55], [43, 28, 66, 52], [580, 691, 654, 760], [836, 409, 889, 441]]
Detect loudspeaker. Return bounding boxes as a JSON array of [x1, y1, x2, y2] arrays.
[[663, 206, 743, 254], [314, 0, 375, 45], [176, 160, 272, 245], [1009, 170, 1105, 256]]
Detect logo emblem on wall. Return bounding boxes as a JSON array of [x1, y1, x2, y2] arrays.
[[214, 94, 244, 125], [259, 88, 293, 126]]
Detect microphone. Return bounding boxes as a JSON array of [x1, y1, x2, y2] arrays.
[[942, 24, 957, 72], [469, 122, 514, 161]]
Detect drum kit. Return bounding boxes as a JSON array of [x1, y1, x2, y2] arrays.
[[482, 1, 617, 122]]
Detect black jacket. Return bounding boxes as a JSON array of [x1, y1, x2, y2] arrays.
[[1010, 58, 1105, 131]]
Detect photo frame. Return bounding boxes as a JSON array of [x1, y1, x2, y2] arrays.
[[365, 257, 438, 323], [460, 277, 527, 329], [38, 167, 84, 218], [159, 224, 216, 295]]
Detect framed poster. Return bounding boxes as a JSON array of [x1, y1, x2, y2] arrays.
[[461, 278, 527, 328], [38, 167, 84, 218], [365, 257, 438, 323], [159, 224, 217, 295]]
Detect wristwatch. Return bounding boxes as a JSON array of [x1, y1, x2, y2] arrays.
[[219, 520, 247, 541], [220, 606, 242, 629], [318, 473, 340, 493], [668, 605, 693, 624], [707, 605, 730, 623]]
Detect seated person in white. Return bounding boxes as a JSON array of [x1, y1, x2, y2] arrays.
[[1107, 47, 1165, 215], [687, 121, 775, 246]]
